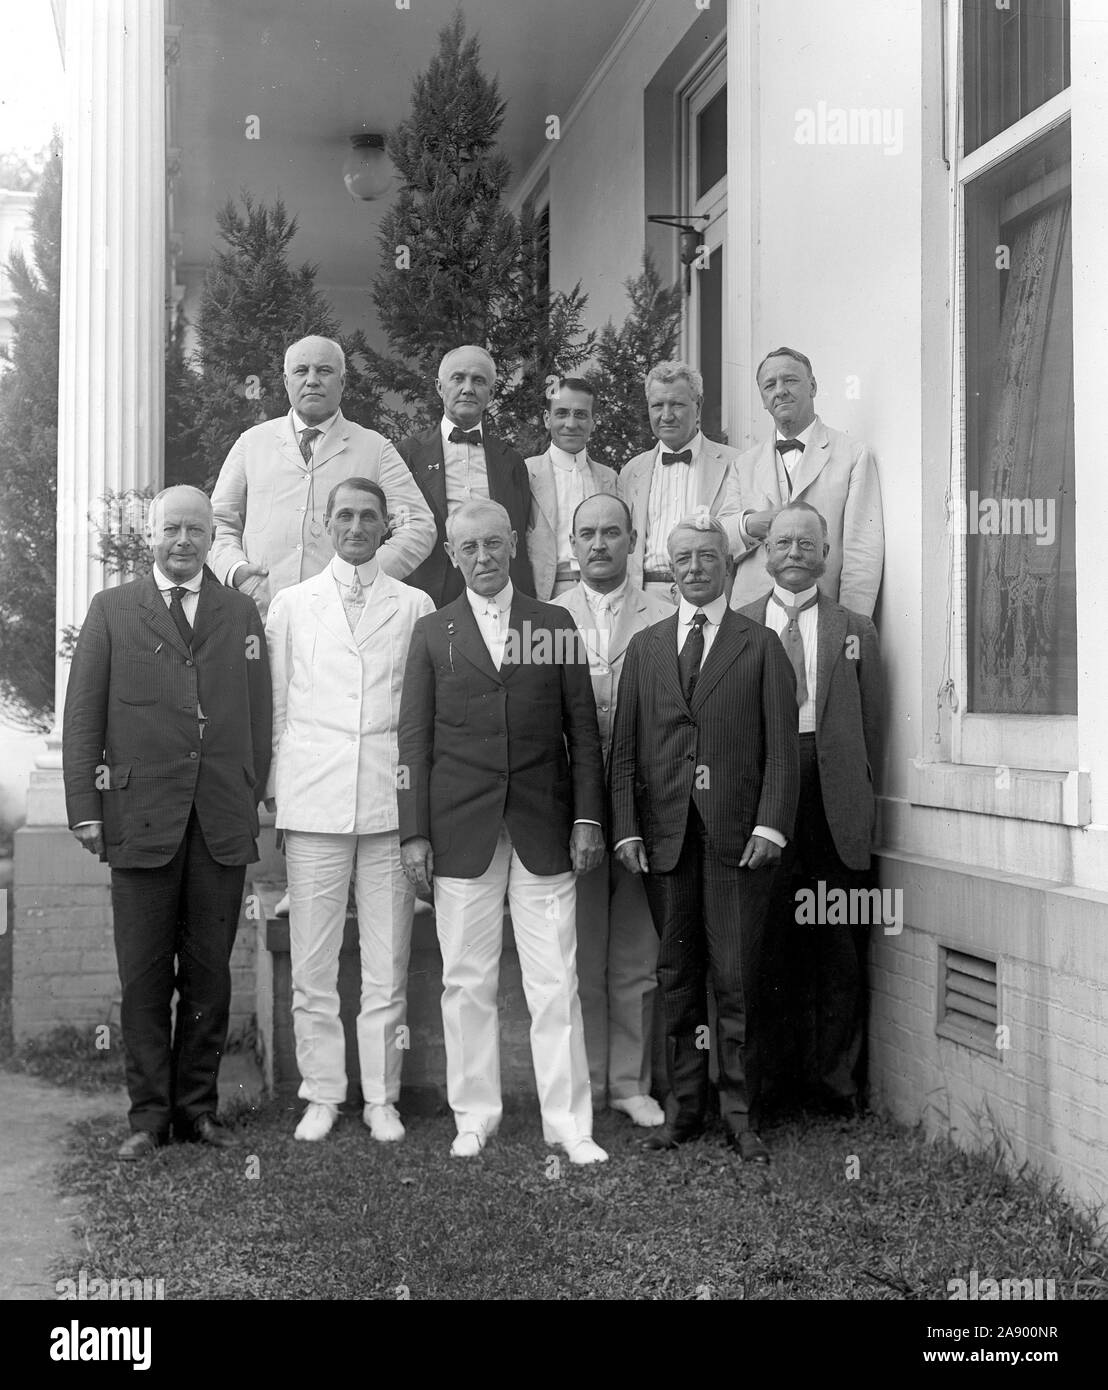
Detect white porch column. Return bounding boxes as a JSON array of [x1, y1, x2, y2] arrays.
[[29, 0, 165, 815], [725, 0, 759, 448]]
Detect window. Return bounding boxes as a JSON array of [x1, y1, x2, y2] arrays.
[[956, 1, 1074, 743]]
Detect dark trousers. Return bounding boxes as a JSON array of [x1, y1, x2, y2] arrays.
[[761, 734, 869, 1104], [110, 807, 246, 1135], [643, 803, 775, 1135]]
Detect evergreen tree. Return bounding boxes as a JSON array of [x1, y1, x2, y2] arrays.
[[0, 141, 62, 727], [584, 253, 684, 469], [369, 13, 591, 443]]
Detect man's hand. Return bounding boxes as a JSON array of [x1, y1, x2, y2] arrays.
[[744, 508, 780, 541], [739, 833, 782, 870], [570, 822, 604, 875], [401, 836, 434, 895], [73, 822, 105, 857], [614, 839, 650, 875], [233, 561, 269, 590], [263, 797, 276, 814]]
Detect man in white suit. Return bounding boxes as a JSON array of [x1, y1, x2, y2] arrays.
[[618, 361, 744, 604], [553, 493, 672, 1125], [210, 335, 436, 621], [728, 347, 884, 615], [264, 477, 434, 1143], [525, 377, 618, 600]]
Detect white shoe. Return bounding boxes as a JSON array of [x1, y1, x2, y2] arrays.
[[363, 1103, 405, 1143], [450, 1131, 486, 1159], [294, 1102, 338, 1141], [274, 891, 290, 917], [564, 1137, 609, 1165], [610, 1095, 666, 1127]]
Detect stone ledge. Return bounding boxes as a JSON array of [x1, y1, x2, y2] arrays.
[[906, 759, 1091, 826]]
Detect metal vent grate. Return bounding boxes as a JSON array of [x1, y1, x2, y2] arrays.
[[937, 948, 998, 1052]]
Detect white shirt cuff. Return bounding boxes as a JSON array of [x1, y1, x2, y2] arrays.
[[752, 824, 787, 848], [613, 836, 643, 852]]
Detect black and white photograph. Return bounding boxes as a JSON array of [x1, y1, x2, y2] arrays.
[[0, 0, 1103, 1343]]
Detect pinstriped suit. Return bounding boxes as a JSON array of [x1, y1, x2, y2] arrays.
[[608, 607, 799, 1135], [63, 567, 272, 1136]]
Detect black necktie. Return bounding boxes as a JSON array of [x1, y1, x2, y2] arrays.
[[775, 438, 803, 455], [770, 591, 818, 706], [449, 427, 482, 446], [168, 586, 194, 648], [299, 426, 321, 465], [678, 611, 707, 703], [661, 450, 692, 466]]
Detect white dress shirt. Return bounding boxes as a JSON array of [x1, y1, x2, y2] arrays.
[[644, 431, 705, 572], [765, 581, 819, 735], [152, 563, 203, 625], [739, 418, 817, 546], [330, 553, 380, 629], [465, 579, 513, 669], [442, 414, 490, 513], [549, 444, 590, 567]]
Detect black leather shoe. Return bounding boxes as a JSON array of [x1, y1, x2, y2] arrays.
[[190, 1114, 238, 1149], [642, 1124, 703, 1151], [117, 1131, 165, 1161], [727, 1130, 771, 1164]]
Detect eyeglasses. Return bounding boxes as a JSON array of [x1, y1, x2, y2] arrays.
[[771, 537, 818, 553]]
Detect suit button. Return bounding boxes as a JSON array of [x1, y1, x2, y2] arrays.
[[189, 751, 198, 759], [185, 660, 194, 667], [599, 704, 609, 712], [497, 773, 507, 782], [686, 754, 695, 761]]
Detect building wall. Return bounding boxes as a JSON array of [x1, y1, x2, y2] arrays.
[[535, 0, 1106, 1213]]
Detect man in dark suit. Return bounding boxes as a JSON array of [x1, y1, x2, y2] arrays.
[[397, 499, 607, 1163], [63, 486, 272, 1160], [397, 345, 535, 606], [609, 515, 799, 1163], [738, 502, 883, 1116]]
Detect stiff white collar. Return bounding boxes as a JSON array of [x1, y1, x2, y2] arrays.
[[153, 565, 203, 593], [466, 579, 513, 617]]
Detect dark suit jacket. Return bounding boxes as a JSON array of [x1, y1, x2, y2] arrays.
[[63, 567, 273, 868], [397, 589, 604, 877], [739, 592, 883, 870], [609, 607, 799, 872], [397, 421, 536, 607]]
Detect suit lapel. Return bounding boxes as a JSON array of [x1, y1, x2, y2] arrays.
[[694, 443, 727, 512], [530, 452, 558, 536], [608, 587, 646, 664], [485, 434, 519, 512], [651, 615, 685, 708], [410, 426, 448, 522], [815, 594, 846, 728], [138, 574, 192, 658], [753, 438, 785, 509], [355, 577, 398, 647], [691, 608, 749, 710], [189, 568, 228, 653], [312, 412, 350, 469], [448, 597, 502, 684], [278, 412, 307, 472], [310, 571, 359, 653], [791, 419, 831, 498]]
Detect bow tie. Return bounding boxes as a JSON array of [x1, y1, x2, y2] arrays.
[[776, 438, 804, 456], [449, 426, 482, 446], [661, 450, 692, 466]]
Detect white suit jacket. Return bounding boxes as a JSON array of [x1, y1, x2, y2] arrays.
[[552, 581, 673, 760], [210, 410, 437, 618], [524, 450, 619, 600], [264, 564, 434, 834], [728, 417, 884, 616], [617, 437, 745, 588]]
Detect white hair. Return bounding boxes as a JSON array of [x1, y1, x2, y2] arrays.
[[145, 485, 214, 536], [284, 335, 346, 375], [438, 344, 497, 387], [645, 359, 704, 403], [445, 498, 512, 543], [666, 512, 728, 557]]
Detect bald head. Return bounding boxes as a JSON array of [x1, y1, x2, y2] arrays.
[[146, 486, 215, 583], [284, 335, 346, 424], [570, 493, 637, 594], [437, 345, 496, 430]]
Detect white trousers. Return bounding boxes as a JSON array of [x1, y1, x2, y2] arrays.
[[285, 829, 414, 1106], [433, 824, 593, 1147]]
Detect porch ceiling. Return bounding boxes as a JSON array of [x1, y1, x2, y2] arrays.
[[172, 0, 640, 296]]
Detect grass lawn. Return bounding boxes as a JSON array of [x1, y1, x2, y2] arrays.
[[55, 1096, 1107, 1301]]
